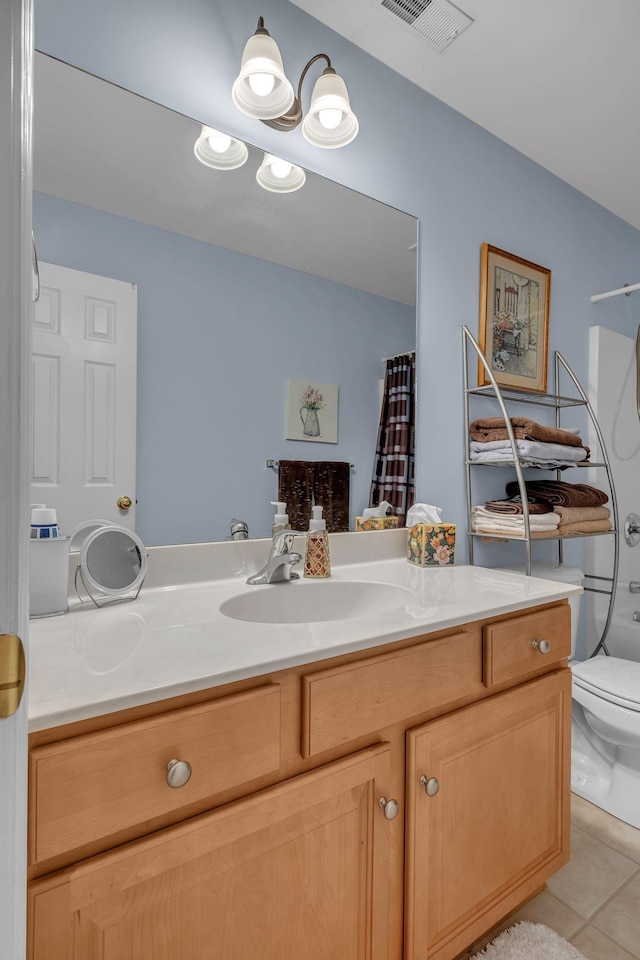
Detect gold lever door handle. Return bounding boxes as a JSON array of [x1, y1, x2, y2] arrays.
[[117, 495, 132, 510], [0, 634, 25, 719]]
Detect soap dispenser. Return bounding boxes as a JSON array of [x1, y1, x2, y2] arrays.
[[271, 501, 291, 536], [304, 505, 331, 579]]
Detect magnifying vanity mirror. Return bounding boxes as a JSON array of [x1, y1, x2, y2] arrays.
[[76, 526, 147, 607], [33, 52, 418, 546]]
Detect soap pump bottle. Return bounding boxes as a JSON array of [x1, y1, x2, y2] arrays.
[[271, 501, 291, 536], [304, 505, 331, 579]]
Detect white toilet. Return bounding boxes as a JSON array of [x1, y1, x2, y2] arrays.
[[571, 656, 640, 828], [503, 562, 640, 827]]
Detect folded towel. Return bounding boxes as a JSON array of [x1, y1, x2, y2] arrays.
[[553, 505, 611, 524], [556, 518, 613, 535], [470, 439, 589, 464], [484, 497, 554, 515], [472, 507, 560, 530], [505, 480, 609, 507], [470, 417, 584, 447], [473, 524, 561, 539]]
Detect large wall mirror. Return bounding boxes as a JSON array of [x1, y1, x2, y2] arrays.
[[33, 52, 418, 546]]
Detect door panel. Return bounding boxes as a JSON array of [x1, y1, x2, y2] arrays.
[[30, 744, 392, 960], [406, 670, 570, 960], [32, 262, 137, 533]]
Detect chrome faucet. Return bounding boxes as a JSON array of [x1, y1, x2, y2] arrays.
[[246, 530, 303, 585]]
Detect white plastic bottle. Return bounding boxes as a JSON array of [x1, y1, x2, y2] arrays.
[[304, 505, 331, 579], [271, 501, 291, 536]]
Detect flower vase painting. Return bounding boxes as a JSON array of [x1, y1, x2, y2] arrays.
[[285, 378, 339, 443]]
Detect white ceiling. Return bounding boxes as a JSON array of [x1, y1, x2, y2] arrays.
[[290, 0, 640, 231], [34, 54, 417, 305]]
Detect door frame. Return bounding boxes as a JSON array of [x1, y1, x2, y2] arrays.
[[0, 0, 33, 957]]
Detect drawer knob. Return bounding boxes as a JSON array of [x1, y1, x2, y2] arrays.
[[420, 775, 440, 797], [532, 639, 550, 654], [166, 758, 192, 788], [378, 796, 400, 820]]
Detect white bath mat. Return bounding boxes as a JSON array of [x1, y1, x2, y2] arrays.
[[472, 922, 587, 959]]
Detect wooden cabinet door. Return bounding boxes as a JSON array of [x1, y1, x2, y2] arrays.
[[29, 744, 392, 960], [405, 670, 571, 960]]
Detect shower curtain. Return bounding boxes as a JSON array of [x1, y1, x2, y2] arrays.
[[369, 352, 416, 526]]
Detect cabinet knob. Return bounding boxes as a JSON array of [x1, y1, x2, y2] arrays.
[[378, 796, 400, 820], [166, 758, 192, 788], [419, 775, 440, 797], [532, 639, 550, 654]]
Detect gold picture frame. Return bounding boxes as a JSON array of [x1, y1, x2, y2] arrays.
[[478, 243, 551, 394]]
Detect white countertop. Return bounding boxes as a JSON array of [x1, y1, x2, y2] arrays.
[[29, 539, 581, 732]]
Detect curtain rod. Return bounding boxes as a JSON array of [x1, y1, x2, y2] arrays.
[[383, 349, 416, 361], [591, 281, 640, 303]]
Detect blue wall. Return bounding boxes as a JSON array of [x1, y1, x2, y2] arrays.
[[35, 0, 640, 562], [34, 193, 415, 544]]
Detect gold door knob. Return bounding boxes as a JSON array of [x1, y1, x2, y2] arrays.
[[117, 495, 132, 511]]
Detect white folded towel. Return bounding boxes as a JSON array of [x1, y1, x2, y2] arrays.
[[469, 439, 588, 464], [472, 506, 560, 528]]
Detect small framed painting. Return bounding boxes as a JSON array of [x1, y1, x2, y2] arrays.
[[478, 243, 551, 393], [285, 378, 339, 444]]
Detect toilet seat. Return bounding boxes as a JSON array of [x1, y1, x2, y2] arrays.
[[572, 657, 640, 712]]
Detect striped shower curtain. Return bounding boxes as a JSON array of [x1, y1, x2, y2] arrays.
[[369, 352, 416, 526]]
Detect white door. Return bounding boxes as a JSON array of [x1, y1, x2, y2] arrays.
[[32, 263, 137, 534], [0, 0, 31, 958]]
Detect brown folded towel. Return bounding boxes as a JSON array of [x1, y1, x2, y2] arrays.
[[505, 480, 608, 507], [556, 518, 612, 535], [470, 417, 584, 447], [553, 505, 611, 524], [484, 497, 553, 515]]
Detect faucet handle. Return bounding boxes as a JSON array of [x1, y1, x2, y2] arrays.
[[270, 529, 305, 556]]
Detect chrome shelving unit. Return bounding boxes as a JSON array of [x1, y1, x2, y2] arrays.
[[462, 325, 619, 657]]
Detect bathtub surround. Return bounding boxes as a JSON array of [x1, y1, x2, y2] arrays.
[[587, 326, 640, 659]]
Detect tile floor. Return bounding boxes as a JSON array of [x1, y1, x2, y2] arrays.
[[465, 793, 640, 959]]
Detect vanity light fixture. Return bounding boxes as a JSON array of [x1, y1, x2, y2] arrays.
[[232, 17, 359, 149], [194, 125, 249, 170], [256, 152, 306, 193]]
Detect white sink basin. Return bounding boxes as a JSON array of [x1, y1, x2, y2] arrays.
[[219, 579, 412, 624]]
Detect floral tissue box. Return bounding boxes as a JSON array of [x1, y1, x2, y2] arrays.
[[407, 523, 456, 566], [355, 516, 399, 532]]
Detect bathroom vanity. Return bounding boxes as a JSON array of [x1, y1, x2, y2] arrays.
[[26, 543, 577, 960]]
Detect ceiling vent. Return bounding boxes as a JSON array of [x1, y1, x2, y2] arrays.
[[370, 0, 474, 53]]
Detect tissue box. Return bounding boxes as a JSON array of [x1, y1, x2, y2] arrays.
[[355, 516, 399, 532], [407, 523, 456, 566]]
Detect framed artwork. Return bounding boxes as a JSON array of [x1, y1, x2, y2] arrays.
[[285, 378, 339, 443], [478, 243, 551, 393]]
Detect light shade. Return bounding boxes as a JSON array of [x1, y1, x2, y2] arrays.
[[232, 31, 295, 120], [193, 126, 248, 170], [256, 153, 306, 193], [302, 70, 359, 149]]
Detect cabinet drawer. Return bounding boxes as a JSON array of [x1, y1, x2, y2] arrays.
[[30, 683, 281, 864], [302, 631, 481, 757], [483, 604, 571, 687]]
